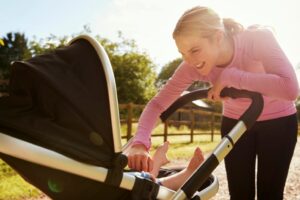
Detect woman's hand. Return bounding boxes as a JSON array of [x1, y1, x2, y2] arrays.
[[207, 77, 226, 101], [124, 143, 153, 172]]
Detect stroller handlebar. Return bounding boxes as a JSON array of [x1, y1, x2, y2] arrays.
[[160, 88, 263, 200], [160, 87, 264, 130]]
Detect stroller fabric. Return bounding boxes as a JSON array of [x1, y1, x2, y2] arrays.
[[0, 38, 136, 199]]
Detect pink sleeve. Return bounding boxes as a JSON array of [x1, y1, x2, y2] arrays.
[[132, 62, 199, 149], [221, 29, 299, 100]]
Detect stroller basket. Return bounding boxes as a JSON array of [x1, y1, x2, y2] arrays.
[[0, 35, 263, 200]]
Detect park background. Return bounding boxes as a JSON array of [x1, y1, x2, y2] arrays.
[[1, 0, 300, 199]]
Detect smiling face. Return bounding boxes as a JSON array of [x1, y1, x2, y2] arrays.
[[175, 33, 221, 75]]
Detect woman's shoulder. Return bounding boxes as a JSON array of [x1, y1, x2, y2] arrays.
[[237, 25, 275, 42], [234, 25, 277, 55], [234, 25, 283, 61]]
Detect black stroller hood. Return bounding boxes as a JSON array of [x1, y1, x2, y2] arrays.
[[0, 37, 118, 168]]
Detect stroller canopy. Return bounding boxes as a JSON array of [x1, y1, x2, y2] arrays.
[[0, 36, 121, 167], [0, 35, 134, 199]]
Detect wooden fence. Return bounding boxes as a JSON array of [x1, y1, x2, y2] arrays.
[[119, 103, 222, 142]]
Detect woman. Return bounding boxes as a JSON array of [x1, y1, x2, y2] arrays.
[[125, 6, 299, 199]]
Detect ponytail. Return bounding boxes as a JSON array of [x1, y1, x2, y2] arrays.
[[223, 18, 244, 37]]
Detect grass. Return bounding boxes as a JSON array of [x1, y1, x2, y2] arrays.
[[0, 160, 41, 200], [0, 124, 220, 200], [151, 134, 221, 160], [121, 123, 221, 160]]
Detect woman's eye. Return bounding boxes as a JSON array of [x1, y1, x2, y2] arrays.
[[192, 49, 200, 54]]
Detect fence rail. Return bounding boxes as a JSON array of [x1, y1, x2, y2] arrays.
[[119, 103, 222, 142]]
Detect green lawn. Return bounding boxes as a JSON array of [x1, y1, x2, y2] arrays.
[[0, 160, 41, 200], [151, 134, 221, 160], [123, 123, 222, 160], [0, 125, 220, 200]]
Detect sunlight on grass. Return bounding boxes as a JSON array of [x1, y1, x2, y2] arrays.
[[0, 159, 41, 200], [150, 134, 222, 164], [0, 176, 40, 200], [121, 123, 222, 164]]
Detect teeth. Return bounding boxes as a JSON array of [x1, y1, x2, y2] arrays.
[[196, 62, 205, 69]]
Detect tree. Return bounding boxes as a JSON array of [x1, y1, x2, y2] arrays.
[[156, 58, 182, 88], [97, 32, 157, 104], [1, 29, 158, 104], [29, 34, 69, 56], [0, 32, 32, 79]]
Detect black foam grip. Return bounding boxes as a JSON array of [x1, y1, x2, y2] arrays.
[[220, 88, 264, 129]]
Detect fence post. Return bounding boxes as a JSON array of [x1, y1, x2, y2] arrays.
[[126, 103, 133, 141], [211, 112, 215, 142], [164, 120, 168, 142], [190, 109, 195, 143]]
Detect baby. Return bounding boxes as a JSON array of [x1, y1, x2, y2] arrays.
[[125, 141, 204, 191]]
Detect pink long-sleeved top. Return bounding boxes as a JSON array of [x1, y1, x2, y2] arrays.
[[133, 27, 299, 150]]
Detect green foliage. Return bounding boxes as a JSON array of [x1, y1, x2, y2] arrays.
[[0, 160, 41, 199], [296, 97, 300, 120], [0, 161, 15, 177], [112, 53, 157, 103], [0, 30, 157, 104], [0, 32, 32, 79], [29, 34, 69, 56], [28, 25, 92, 56], [97, 32, 157, 104], [156, 58, 182, 88]]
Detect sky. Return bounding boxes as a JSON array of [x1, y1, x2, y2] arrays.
[[1, 0, 300, 74]]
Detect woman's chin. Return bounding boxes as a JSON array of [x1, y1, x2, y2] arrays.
[[197, 69, 209, 76]]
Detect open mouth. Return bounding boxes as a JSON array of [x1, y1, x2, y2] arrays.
[[195, 62, 205, 70]]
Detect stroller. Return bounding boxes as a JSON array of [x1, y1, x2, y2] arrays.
[[0, 35, 263, 200]]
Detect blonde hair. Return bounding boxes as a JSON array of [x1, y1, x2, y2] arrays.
[[173, 6, 244, 39]]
